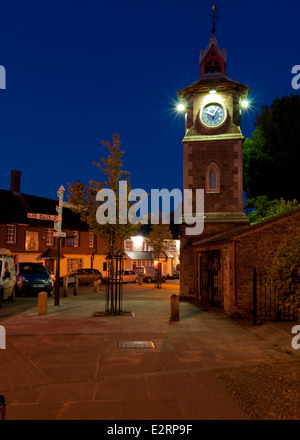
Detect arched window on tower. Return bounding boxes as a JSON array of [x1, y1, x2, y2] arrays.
[[210, 170, 216, 190], [206, 163, 220, 193]]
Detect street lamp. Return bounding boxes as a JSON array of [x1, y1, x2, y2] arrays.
[[177, 103, 185, 112]]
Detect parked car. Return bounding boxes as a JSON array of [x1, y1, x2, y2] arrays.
[[135, 266, 167, 283], [61, 268, 103, 286], [15, 262, 54, 297], [103, 270, 139, 284], [119, 270, 139, 284], [0, 249, 16, 307]]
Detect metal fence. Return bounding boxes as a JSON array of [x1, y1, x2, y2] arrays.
[[253, 268, 298, 326]]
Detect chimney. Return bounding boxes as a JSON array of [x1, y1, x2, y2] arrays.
[[10, 170, 22, 194]]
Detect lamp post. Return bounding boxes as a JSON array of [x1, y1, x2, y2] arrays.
[[54, 185, 66, 306]]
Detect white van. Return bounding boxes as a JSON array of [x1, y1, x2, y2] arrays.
[[135, 266, 166, 283], [0, 249, 16, 307]]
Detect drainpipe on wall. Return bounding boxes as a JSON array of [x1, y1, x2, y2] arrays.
[[233, 240, 237, 304]]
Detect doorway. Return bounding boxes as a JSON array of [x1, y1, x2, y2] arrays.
[[199, 250, 222, 307]]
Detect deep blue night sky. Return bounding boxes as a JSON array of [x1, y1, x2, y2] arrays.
[[0, 0, 299, 201]]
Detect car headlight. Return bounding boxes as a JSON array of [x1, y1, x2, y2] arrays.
[[18, 276, 28, 284], [49, 278, 54, 286]]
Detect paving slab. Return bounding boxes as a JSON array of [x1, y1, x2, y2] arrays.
[[0, 282, 298, 420]]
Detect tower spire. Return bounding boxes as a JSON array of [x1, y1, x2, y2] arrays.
[[209, 3, 219, 35]]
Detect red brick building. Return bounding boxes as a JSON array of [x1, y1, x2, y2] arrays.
[[0, 171, 109, 276], [177, 31, 300, 321]]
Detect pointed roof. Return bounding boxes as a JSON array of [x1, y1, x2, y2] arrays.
[[199, 32, 227, 66]]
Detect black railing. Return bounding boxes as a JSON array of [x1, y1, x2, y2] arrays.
[[253, 268, 298, 325]]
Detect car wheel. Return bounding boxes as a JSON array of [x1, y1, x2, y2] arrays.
[[147, 277, 152, 283], [162, 277, 166, 283]]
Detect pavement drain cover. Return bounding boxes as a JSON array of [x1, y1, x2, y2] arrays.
[[92, 311, 133, 317], [117, 341, 155, 349]]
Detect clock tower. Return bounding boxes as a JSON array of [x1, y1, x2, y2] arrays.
[[178, 9, 250, 298]]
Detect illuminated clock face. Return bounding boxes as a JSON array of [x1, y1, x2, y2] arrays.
[[200, 103, 227, 128]]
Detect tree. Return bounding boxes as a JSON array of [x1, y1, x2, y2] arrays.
[[268, 234, 300, 310], [245, 196, 300, 224], [67, 133, 139, 313], [243, 94, 300, 200], [148, 223, 173, 289]]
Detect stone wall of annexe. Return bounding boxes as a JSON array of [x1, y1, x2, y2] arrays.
[[234, 209, 300, 313], [182, 209, 300, 321]]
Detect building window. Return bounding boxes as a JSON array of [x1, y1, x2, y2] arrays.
[[89, 233, 94, 248], [168, 241, 177, 252], [125, 240, 133, 251], [210, 171, 216, 190], [205, 163, 220, 193], [7, 225, 16, 244], [205, 60, 221, 74], [46, 229, 54, 246], [73, 231, 79, 247], [67, 258, 83, 272], [68, 231, 80, 247]]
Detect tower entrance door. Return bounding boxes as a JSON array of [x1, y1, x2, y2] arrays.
[[199, 250, 222, 307]]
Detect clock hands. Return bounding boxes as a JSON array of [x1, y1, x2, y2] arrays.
[[207, 107, 218, 118], [201, 103, 226, 128]]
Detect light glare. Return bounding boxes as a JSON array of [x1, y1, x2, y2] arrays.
[[177, 103, 185, 112]]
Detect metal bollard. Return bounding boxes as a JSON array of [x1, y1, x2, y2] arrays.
[[170, 294, 179, 322], [63, 276, 68, 298], [0, 395, 6, 420]]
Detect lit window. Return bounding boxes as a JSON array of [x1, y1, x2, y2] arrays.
[[7, 225, 16, 244], [67, 258, 83, 272], [125, 240, 132, 251], [168, 241, 177, 252]]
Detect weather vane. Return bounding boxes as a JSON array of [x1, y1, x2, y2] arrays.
[[209, 3, 219, 35]]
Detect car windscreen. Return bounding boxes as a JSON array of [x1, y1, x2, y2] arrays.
[[19, 264, 48, 274]]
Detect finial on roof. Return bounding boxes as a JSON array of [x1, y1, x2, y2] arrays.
[[209, 3, 219, 35]]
